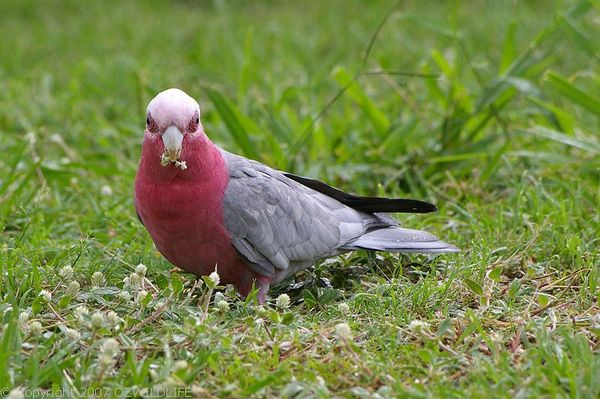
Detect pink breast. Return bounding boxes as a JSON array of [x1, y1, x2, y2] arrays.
[[134, 135, 247, 284]]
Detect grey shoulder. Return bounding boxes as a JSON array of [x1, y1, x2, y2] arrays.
[[218, 148, 295, 184]]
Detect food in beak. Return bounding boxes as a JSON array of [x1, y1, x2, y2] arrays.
[[160, 126, 187, 170]]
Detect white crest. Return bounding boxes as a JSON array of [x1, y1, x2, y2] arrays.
[[146, 88, 200, 129]]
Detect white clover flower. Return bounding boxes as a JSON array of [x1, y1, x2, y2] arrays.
[[74, 305, 89, 320], [213, 292, 226, 303], [255, 305, 268, 317], [7, 388, 24, 399], [100, 185, 113, 197], [91, 312, 105, 329], [98, 354, 115, 368], [29, 321, 43, 336], [25, 131, 36, 145], [589, 312, 600, 329], [91, 271, 105, 287], [106, 311, 120, 329], [408, 320, 430, 333], [59, 265, 74, 280], [135, 263, 147, 277], [66, 281, 80, 297], [18, 311, 30, 328], [337, 302, 350, 314], [98, 338, 119, 369], [216, 300, 230, 311], [129, 273, 142, 289], [208, 270, 220, 287], [64, 327, 81, 341], [335, 323, 353, 340], [39, 289, 52, 302], [135, 290, 149, 306], [173, 360, 188, 371], [100, 338, 120, 356], [118, 291, 131, 302], [276, 294, 291, 309]]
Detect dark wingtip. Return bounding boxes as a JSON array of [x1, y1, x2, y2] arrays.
[[284, 173, 439, 214], [351, 198, 438, 214], [407, 200, 437, 213]]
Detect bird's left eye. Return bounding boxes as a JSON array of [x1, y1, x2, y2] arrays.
[[146, 114, 159, 133], [187, 113, 200, 132]]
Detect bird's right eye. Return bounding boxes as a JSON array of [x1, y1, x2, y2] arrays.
[[146, 114, 159, 133]]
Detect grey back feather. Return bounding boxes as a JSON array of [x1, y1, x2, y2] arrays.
[[220, 150, 371, 282], [219, 149, 457, 283]]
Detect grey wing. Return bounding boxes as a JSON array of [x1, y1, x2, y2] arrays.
[[220, 150, 370, 283]]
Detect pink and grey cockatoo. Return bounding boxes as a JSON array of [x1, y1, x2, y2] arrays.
[[134, 88, 458, 302]]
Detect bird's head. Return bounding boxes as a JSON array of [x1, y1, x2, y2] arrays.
[[145, 88, 202, 170]]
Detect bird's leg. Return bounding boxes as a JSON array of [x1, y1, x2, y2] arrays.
[[254, 276, 271, 304], [233, 269, 272, 304]]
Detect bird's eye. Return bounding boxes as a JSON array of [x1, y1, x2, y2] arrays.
[[187, 113, 200, 132], [146, 114, 159, 133]]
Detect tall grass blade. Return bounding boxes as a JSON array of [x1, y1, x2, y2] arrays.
[[0, 317, 18, 389], [333, 66, 389, 134], [499, 22, 517, 74], [545, 71, 600, 116], [203, 86, 260, 159], [480, 142, 510, 182], [0, 143, 28, 197], [524, 126, 600, 154], [527, 96, 575, 133], [558, 14, 599, 61]]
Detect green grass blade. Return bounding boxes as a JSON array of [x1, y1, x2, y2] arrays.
[[480, 142, 510, 182], [589, 0, 600, 9], [545, 70, 600, 115], [499, 22, 517, 75], [332, 66, 389, 134], [558, 14, 600, 61], [526, 95, 576, 133], [203, 86, 260, 159], [0, 142, 28, 197], [428, 151, 492, 163], [0, 316, 18, 388], [564, 0, 593, 18], [398, 13, 454, 37], [431, 49, 456, 79], [524, 126, 600, 154]]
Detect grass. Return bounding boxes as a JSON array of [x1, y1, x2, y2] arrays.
[[0, 0, 599, 397]]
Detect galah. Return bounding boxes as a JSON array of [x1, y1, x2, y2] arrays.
[[134, 88, 458, 302]]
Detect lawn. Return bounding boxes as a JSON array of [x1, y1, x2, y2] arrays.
[[0, 0, 599, 397]]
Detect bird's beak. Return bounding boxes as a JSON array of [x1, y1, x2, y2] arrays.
[[162, 126, 184, 161]]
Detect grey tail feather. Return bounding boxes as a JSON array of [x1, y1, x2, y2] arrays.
[[342, 227, 460, 254]]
